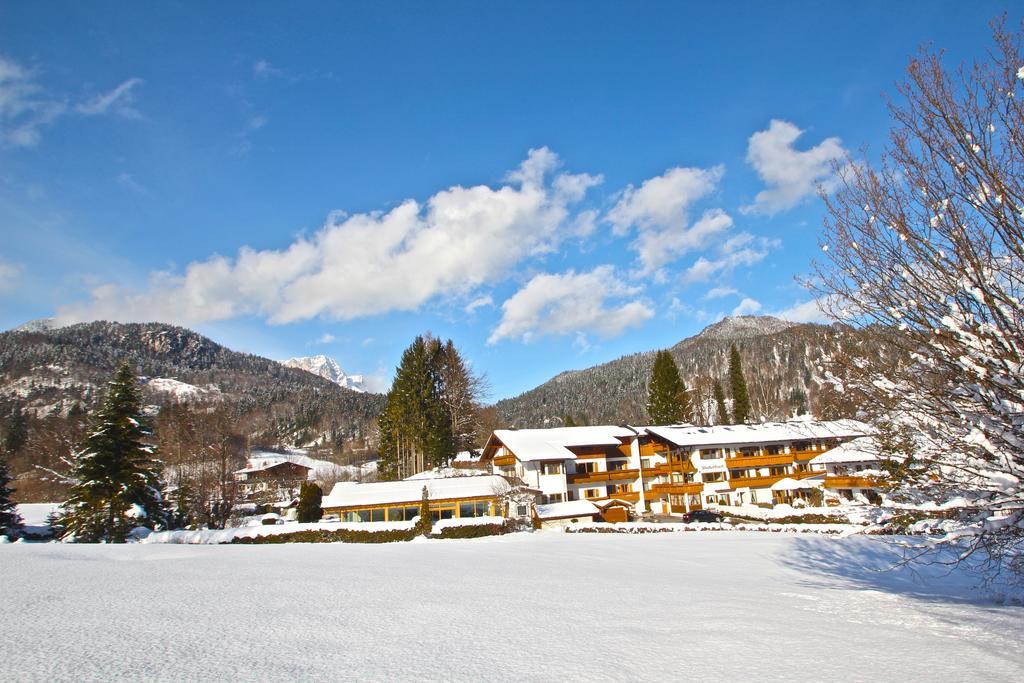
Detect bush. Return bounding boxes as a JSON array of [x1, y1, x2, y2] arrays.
[[231, 527, 417, 544], [431, 521, 516, 539]]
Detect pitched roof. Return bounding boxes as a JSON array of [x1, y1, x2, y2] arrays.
[[645, 419, 871, 449], [322, 475, 510, 509], [234, 458, 313, 475], [809, 436, 882, 464], [491, 426, 635, 462]]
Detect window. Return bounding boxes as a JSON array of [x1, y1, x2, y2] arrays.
[[369, 508, 385, 522], [516, 505, 529, 517], [542, 462, 563, 475], [640, 458, 651, 469], [345, 509, 370, 522], [541, 493, 564, 504], [769, 466, 788, 476], [607, 460, 627, 471], [765, 444, 783, 455], [576, 461, 596, 474], [583, 488, 601, 499], [386, 507, 405, 521], [430, 505, 456, 521], [703, 471, 725, 482], [792, 441, 811, 452], [699, 448, 723, 460], [459, 500, 490, 518], [739, 446, 760, 457], [608, 484, 631, 494]]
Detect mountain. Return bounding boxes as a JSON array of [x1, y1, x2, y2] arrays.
[[0, 321, 385, 446], [495, 315, 865, 427], [281, 355, 365, 392]]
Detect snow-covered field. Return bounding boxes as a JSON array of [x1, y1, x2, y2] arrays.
[[2, 533, 1021, 681]]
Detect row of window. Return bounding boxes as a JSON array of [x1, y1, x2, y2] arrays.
[[338, 500, 493, 523]]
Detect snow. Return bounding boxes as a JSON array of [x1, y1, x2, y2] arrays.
[[145, 519, 416, 544], [431, 515, 504, 531], [322, 475, 510, 508], [280, 354, 365, 392], [1, 533, 1020, 679], [16, 503, 61, 528], [244, 451, 377, 481], [535, 499, 600, 519], [646, 418, 871, 448], [809, 436, 881, 464], [491, 425, 635, 462], [144, 377, 220, 400], [405, 466, 491, 479]]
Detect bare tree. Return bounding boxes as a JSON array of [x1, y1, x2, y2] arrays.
[[813, 19, 1024, 579]]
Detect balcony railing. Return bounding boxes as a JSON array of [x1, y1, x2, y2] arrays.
[[650, 482, 703, 495], [727, 473, 790, 490], [725, 453, 794, 468], [824, 475, 886, 489], [566, 468, 639, 484]]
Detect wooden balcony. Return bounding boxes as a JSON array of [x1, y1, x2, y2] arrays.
[[824, 475, 885, 489], [725, 453, 794, 468], [790, 449, 827, 461], [567, 468, 639, 484], [493, 455, 516, 467], [604, 491, 640, 502], [650, 482, 703, 495], [727, 473, 789, 490]]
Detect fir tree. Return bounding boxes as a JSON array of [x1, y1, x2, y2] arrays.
[[61, 363, 168, 543], [295, 481, 323, 523], [713, 381, 729, 425], [0, 453, 22, 538], [646, 350, 690, 425], [378, 336, 455, 480], [3, 411, 28, 457], [728, 344, 753, 424]]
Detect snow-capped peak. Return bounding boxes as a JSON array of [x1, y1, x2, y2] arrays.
[[281, 354, 364, 392], [696, 315, 797, 341]]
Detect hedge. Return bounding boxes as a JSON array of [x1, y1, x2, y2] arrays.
[[430, 521, 517, 539], [231, 527, 418, 544]]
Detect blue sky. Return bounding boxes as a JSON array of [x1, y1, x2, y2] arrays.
[[1, 2, 1019, 399]]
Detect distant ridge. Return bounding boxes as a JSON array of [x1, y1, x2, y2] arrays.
[[281, 354, 365, 392], [495, 315, 858, 427]]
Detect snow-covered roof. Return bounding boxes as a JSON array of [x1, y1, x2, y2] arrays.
[[491, 426, 635, 462], [771, 476, 823, 491], [234, 458, 313, 475], [809, 436, 882, 465], [405, 467, 492, 480], [534, 500, 600, 520], [645, 419, 871, 449], [322, 475, 510, 509]]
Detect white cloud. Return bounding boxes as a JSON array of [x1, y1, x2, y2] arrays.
[[705, 286, 739, 300], [75, 78, 144, 118], [606, 166, 730, 275], [0, 56, 66, 147], [742, 119, 846, 215], [0, 260, 24, 292], [57, 148, 603, 327], [770, 297, 830, 323], [315, 332, 336, 344], [464, 295, 493, 313], [732, 297, 762, 316], [488, 266, 653, 344], [682, 232, 780, 284], [253, 60, 283, 79]]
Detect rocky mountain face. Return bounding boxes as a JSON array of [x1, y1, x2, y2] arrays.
[[495, 316, 867, 427], [0, 321, 385, 447], [281, 355, 365, 392]]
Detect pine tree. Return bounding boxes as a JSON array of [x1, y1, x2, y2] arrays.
[[646, 350, 690, 425], [432, 338, 484, 455], [378, 336, 455, 480], [3, 411, 28, 457], [296, 481, 323, 523], [61, 363, 168, 543], [728, 344, 752, 424], [0, 453, 22, 538], [713, 381, 729, 425]]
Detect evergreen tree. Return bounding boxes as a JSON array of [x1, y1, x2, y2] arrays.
[[432, 338, 485, 454], [378, 337, 455, 480], [562, 415, 577, 427], [295, 482, 323, 523], [713, 381, 729, 425], [416, 485, 432, 536], [61, 363, 168, 543], [728, 344, 753, 424], [0, 453, 22, 538], [646, 350, 690, 425], [3, 411, 28, 457]]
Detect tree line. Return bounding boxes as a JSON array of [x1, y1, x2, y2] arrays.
[[646, 343, 752, 426]]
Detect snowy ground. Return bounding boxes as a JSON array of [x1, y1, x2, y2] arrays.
[[2, 533, 1021, 681]]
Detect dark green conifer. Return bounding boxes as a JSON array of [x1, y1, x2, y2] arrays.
[[713, 381, 729, 425], [0, 453, 22, 538], [296, 481, 323, 523], [61, 363, 167, 543], [416, 485, 432, 536], [646, 350, 690, 425], [729, 344, 753, 424]]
